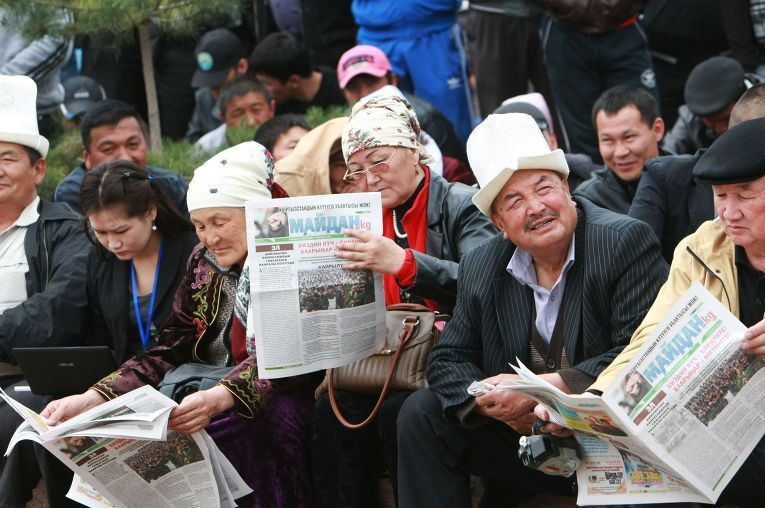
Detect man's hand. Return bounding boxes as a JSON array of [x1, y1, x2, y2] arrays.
[[742, 318, 765, 359], [474, 374, 536, 428], [41, 389, 106, 425], [168, 385, 235, 434], [336, 229, 407, 275]]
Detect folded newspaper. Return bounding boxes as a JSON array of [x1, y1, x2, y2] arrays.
[[1, 385, 252, 508], [474, 282, 763, 505]]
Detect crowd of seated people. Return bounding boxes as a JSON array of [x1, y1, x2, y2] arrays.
[[4, 4, 765, 507]]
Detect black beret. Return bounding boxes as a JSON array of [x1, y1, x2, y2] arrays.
[[694, 117, 765, 184], [493, 102, 549, 131], [685, 56, 747, 117]]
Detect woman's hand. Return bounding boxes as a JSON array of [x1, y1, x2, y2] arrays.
[[336, 229, 406, 275], [742, 318, 765, 359], [168, 385, 235, 434], [41, 389, 106, 425]]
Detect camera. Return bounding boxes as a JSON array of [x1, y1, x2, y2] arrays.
[[518, 434, 581, 477]]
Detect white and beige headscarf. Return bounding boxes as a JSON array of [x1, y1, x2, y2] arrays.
[[341, 94, 434, 166]]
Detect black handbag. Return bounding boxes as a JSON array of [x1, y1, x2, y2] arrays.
[[157, 363, 234, 403]]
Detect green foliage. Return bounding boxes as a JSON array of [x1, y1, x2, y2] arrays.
[[40, 127, 83, 201], [304, 105, 351, 128], [0, 0, 242, 48]]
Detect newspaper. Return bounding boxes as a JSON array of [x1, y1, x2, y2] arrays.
[[244, 192, 386, 379], [1, 386, 252, 508], [475, 282, 763, 504]]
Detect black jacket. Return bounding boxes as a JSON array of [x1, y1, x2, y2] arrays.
[[628, 151, 713, 263], [427, 197, 668, 420], [0, 200, 90, 362], [86, 232, 199, 363], [407, 171, 498, 313], [573, 166, 639, 215]]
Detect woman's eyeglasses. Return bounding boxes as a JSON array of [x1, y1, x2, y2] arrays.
[[343, 147, 398, 183]]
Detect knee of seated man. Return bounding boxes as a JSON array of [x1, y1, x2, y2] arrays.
[[396, 388, 441, 435]]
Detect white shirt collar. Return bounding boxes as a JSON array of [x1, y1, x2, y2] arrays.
[[507, 233, 576, 291]]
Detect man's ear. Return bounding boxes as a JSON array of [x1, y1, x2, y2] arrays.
[[489, 212, 509, 239], [652, 117, 665, 142], [236, 57, 248, 76], [33, 158, 47, 187], [269, 99, 276, 116], [286, 74, 301, 91], [82, 147, 92, 170]]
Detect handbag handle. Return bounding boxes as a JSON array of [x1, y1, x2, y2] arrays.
[[328, 314, 421, 429]]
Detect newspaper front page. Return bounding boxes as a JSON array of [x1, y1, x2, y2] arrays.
[[245, 192, 386, 379], [2, 386, 252, 508], [483, 283, 762, 504]]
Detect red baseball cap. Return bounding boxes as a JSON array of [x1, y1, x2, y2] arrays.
[[337, 45, 392, 89]]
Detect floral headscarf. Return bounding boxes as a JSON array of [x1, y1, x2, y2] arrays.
[[341, 94, 434, 166]]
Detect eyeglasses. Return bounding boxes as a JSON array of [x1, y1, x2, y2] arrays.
[[495, 180, 563, 213], [343, 147, 398, 183]]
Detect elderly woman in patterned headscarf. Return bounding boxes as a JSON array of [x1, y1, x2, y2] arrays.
[[42, 142, 317, 508], [312, 95, 497, 507]]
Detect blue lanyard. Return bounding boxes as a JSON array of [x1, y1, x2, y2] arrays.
[[130, 240, 164, 351]]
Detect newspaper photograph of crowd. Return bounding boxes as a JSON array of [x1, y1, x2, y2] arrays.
[[297, 267, 374, 313]]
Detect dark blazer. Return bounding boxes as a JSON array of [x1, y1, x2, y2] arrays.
[[628, 151, 714, 263], [408, 171, 498, 313], [86, 232, 198, 363], [427, 197, 668, 420]]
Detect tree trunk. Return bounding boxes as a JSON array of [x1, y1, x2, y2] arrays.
[[137, 20, 162, 153]]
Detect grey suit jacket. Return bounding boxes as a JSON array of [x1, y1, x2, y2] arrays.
[[427, 197, 669, 420]]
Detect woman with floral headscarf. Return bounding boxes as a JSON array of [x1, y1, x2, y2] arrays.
[[312, 95, 497, 507], [41, 142, 318, 508]]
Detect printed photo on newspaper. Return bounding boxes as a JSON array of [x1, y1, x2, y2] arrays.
[[2, 386, 252, 508], [467, 283, 763, 505], [244, 192, 386, 379]]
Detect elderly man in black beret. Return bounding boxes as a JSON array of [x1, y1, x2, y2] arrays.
[[662, 56, 760, 155], [541, 116, 765, 507]]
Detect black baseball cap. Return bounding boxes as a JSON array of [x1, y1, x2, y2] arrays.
[[191, 28, 245, 88], [60, 75, 107, 120]]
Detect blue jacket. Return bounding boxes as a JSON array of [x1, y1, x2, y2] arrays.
[[54, 163, 189, 216], [352, 0, 460, 41]]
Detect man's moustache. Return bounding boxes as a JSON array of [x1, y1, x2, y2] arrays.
[[524, 210, 559, 232]]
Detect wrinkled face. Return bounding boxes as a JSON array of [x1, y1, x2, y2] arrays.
[[713, 176, 765, 251], [346, 146, 422, 208], [702, 103, 735, 136], [190, 207, 248, 267], [89, 204, 156, 261], [223, 91, 275, 128], [256, 74, 290, 104], [271, 126, 309, 161], [84, 117, 148, 170], [490, 170, 577, 258], [596, 105, 663, 182], [0, 142, 45, 212]]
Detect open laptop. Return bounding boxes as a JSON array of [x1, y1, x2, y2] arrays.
[[12, 346, 119, 396]]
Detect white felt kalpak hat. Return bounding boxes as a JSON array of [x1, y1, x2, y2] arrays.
[[0, 75, 49, 158], [468, 113, 568, 216]]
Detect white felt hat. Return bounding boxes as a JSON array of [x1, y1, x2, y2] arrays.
[[468, 113, 569, 216], [0, 75, 49, 158]]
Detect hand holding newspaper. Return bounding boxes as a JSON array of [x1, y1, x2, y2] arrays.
[[1, 386, 252, 508], [467, 283, 764, 505]]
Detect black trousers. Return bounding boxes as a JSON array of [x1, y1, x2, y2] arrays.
[[312, 390, 410, 508], [459, 11, 556, 120], [0, 377, 76, 508], [397, 388, 574, 508], [541, 17, 659, 162]]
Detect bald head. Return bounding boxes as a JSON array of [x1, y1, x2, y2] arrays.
[[730, 83, 765, 127]]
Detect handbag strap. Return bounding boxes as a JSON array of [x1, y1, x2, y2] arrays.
[[328, 314, 420, 429]]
